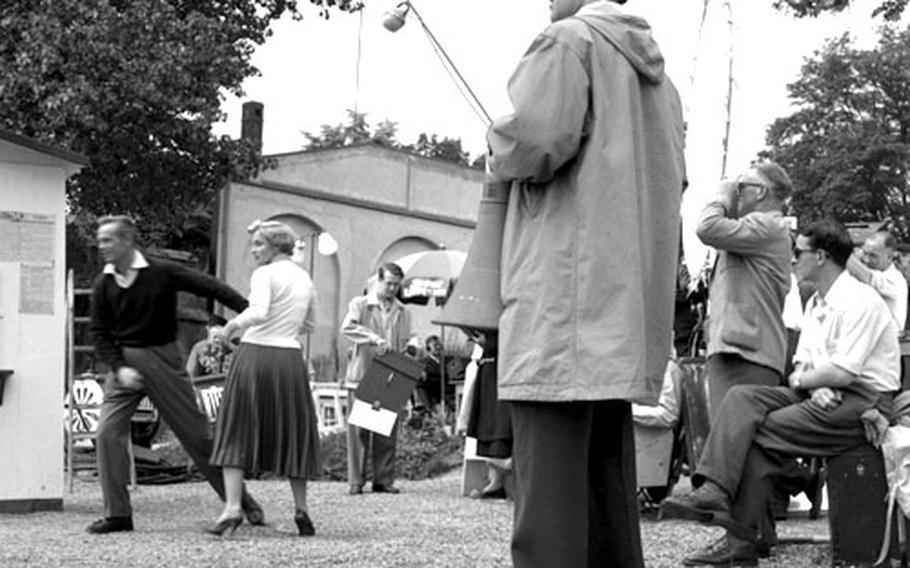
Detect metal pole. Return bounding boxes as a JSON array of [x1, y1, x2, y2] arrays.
[[440, 325, 446, 423], [306, 232, 316, 378]]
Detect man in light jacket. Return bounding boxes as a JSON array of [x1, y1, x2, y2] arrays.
[[487, 1, 685, 566], [341, 263, 412, 495], [696, 161, 794, 418]]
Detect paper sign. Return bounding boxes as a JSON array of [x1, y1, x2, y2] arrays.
[[347, 398, 400, 437], [348, 352, 423, 436]]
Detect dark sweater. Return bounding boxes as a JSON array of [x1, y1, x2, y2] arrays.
[[90, 257, 248, 371]]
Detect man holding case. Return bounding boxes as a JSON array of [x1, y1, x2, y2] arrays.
[[486, 1, 686, 565], [341, 262, 412, 495]]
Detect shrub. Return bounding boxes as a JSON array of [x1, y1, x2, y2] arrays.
[[316, 411, 464, 482]]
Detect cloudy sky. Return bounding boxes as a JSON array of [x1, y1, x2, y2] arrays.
[[213, 0, 895, 270]]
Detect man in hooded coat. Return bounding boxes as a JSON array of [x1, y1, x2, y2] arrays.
[[486, 0, 686, 566]]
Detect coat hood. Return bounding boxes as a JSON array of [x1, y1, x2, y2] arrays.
[[573, 1, 665, 83]]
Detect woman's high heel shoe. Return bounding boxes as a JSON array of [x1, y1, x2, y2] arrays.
[[204, 515, 243, 536], [294, 510, 315, 536]]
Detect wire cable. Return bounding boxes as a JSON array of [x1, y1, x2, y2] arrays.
[[407, 2, 492, 127]]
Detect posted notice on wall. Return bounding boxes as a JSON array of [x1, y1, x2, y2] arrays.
[[19, 262, 55, 315], [0, 210, 55, 263], [0, 210, 56, 315]]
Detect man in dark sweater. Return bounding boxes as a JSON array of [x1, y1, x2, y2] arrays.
[[86, 215, 263, 534]]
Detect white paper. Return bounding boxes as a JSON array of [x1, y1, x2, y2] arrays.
[[347, 398, 398, 437]]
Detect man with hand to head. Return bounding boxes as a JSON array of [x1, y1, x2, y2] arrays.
[[696, 161, 793, 419], [847, 229, 908, 331]]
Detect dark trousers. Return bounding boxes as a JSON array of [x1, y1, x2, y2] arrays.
[[346, 421, 398, 488], [95, 343, 247, 518], [705, 353, 781, 424], [510, 400, 643, 568], [695, 383, 892, 540]]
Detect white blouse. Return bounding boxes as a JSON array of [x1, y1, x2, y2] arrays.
[[234, 259, 317, 349]]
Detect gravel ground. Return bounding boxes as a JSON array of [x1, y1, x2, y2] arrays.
[[0, 472, 836, 567]]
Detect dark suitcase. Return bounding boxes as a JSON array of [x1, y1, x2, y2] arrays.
[[827, 443, 900, 567]]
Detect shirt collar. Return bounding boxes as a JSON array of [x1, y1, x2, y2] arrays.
[[103, 249, 149, 275], [366, 289, 402, 311], [814, 270, 853, 312]]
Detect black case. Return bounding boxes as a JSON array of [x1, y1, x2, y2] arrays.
[[827, 443, 899, 567]]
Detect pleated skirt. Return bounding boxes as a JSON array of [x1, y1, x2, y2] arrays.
[[467, 359, 512, 459], [210, 343, 321, 479]]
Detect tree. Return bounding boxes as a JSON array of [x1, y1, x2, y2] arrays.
[[302, 110, 479, 168], [412, 133, 470, 165], [774, 0, 908, 20], [761, 27, 910, 236], [0, 0, 360, 280]]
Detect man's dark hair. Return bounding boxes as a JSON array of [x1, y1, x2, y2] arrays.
[[97, 215, 139, 242], [378, 262, 404, 281], [801, 220, 853, 268], [425, 335, 441, 348]]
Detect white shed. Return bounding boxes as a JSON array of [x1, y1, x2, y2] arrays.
[[0, 129, 87, 512]]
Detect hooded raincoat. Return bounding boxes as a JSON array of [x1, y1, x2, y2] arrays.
[[488, 1, 686, 403]]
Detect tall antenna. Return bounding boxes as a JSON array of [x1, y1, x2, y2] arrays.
[[354, 7, 364, 113], [720, 0, 735, 178]]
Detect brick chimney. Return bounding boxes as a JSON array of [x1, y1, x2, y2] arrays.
[[241, 101, 264, 150]]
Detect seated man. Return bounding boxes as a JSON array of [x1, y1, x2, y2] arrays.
[[416, 335, 462, 411], [185, 315, 232, 378], [660, 220, 900, 566]]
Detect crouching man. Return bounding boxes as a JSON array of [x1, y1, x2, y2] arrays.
[[660, 220, 900, 566]]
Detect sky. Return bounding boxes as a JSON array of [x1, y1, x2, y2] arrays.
[[213, 0, 897, 272]]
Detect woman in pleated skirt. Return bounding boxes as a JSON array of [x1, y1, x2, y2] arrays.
[[207, 220, 320, 537]]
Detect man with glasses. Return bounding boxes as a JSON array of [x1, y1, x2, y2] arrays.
[[661, 220, 900, 566], [696, 161, 794, 418]]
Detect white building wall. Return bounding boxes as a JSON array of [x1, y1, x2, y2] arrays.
[[0, 162, 68, 508]]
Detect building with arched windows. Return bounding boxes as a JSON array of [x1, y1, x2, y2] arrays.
[[216, 142, 484, 384]]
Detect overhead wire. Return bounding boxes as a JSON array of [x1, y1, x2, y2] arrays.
[[407, 2, 493, 127]]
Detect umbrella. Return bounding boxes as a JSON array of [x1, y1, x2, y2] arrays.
[[393, 249, 467, 423], [396, 249, 466, 279], [395, 250, 467, 305]]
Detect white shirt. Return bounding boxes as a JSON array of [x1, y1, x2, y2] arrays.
[[868, 263, 908, 332], [794, 271, 900, 392], [782, 273, 803, 331], [235, 259, 317, 349], [103, 250, 149, 288]]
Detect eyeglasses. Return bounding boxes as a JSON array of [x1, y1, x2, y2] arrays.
[[792, 247, 816, 258], [736, 181, 767, 195]]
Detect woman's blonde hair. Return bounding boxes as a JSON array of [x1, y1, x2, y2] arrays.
[[247, 219, 298, 255]]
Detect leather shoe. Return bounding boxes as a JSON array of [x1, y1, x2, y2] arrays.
[[372, 484, 400, 494], [479, 487, 507, 500], [241, 493, 266, 526], [683, 536, 759, 566], [348, 485, 363, 495], [660, 481, 755, 542], [86, 516, 133, 534], [660, 481, 731, 520], [294, 509, 316, 536]]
